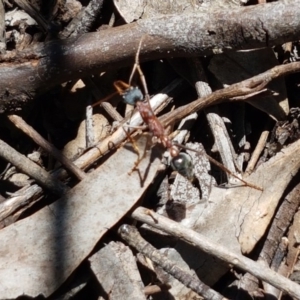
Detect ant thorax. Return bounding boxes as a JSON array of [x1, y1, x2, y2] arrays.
[[122, 86, 143, 106]]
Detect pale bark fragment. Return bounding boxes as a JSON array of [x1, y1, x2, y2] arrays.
[[0, 137, 162, 298], [89, 242, 146, 300]]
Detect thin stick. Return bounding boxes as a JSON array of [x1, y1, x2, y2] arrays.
[[8, 115, 86, 181], [160, 62, 300, 128], [0, 139, 67, 195], [245, 129, 270, 175], [118, 224, 227, 300], [131, 207, 300, 300]]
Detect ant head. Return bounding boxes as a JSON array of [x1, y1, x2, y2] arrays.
[[170, 152, 194, 180], [122, 86, 143, 106]]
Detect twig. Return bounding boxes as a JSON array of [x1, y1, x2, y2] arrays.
[[245, 128, 270, 175], [8, 115, 86, 181], [61, 0, 104, 38], [130, 207, 300, 299], [0, 139, 67, 195], [118, 224, 226, 300], [85, 105, 94, 148], [70, 0, 104, 36], [0, 184, 42, 223], [160, 62, 300, 127]]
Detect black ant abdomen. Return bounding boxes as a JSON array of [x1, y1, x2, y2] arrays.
[[170, 152, 194, 180]]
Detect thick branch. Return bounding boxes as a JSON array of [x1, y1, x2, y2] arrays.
[[0, 1, 300, 111]]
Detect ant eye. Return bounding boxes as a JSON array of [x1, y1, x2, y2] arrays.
[[170, 152, 194, 180], [122, 87, 143, 106]]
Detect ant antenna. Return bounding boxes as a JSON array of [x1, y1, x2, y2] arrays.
[[128, 36, 149, 101]]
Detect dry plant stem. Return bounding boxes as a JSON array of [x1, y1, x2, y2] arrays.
[[205, 110, 238, 181], [245, 129, 269, 175], [8, 115, 86, 180], [1, 1, 300, 109], [0, 139, 67, 195], [118, 224, 226, 300], [160, 62, 300, 127], [131, 207, 300, 299]]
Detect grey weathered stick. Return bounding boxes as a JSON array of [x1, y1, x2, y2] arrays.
[[0, 139, 67, 195], [131, 207, 300, 299], [1, 1, 300, 110], [8, 115, 86, 181], [66, 0, 104, 37], [118, 224, 227, 300]]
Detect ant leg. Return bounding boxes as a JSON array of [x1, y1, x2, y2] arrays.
[[173, 142, 263, 191], [91, 91, 119, 107], [125, 130, 152, 175], [122, 126, 143, 175]]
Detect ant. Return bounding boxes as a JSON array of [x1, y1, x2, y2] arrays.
[[93, 37, 262, 191], [92, 38, 194, 179]]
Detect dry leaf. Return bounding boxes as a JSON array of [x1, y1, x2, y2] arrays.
[[0, 136, 162, 298]]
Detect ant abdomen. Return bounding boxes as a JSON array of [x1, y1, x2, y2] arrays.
[[170, 152, 194, 180]]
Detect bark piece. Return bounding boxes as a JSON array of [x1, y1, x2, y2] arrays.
[[0, 136, 162, 298], [89, 242, 146, 300]]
